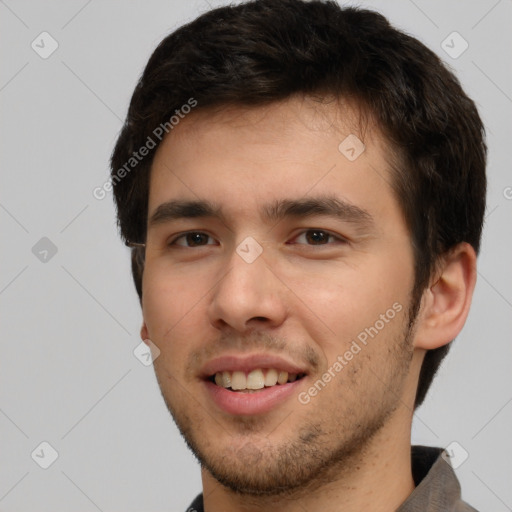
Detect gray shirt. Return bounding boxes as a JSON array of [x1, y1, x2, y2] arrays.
[[397, 445, 478, 511], [186, 445, 478, 511]]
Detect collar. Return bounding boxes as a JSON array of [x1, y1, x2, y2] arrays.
[[396, 445, 477, 511], [187, 445, 477, 511]]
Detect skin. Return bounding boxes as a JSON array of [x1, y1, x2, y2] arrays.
[[140, 96, 477, 512]]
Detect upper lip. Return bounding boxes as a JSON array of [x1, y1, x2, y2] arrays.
[[200, 353, 309, 378]]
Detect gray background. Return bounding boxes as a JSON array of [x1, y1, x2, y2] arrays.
[[1, 0, 511, 510]]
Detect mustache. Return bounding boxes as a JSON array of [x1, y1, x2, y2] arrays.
[[186, 331, 320, 375]]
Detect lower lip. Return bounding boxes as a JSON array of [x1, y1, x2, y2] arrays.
[[204, 379, 304, 416]]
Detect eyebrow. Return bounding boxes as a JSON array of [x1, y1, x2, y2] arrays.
[[148, 195, 374, 231]]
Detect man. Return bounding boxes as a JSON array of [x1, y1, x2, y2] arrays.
[[110, 0, 486, 510]]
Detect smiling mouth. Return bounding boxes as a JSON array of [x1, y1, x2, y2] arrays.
[[208, 368, 307, 392]]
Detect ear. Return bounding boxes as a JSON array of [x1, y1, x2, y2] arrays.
[[413, 242, 477, 350], [140, 322, 150, 344]]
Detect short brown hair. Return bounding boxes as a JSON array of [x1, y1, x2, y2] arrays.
[[110, 0, 486, 408]]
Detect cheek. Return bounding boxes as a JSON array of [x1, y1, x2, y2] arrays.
[[143, 272, 208, 391], [142, 263, 209, 346], [278, 256, 412, 353]]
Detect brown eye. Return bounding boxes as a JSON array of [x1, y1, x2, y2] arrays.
[[171, 232, 215, 247], [305, 230, 330, 245], [292, 229, 347, 246]]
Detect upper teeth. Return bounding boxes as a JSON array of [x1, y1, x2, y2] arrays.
[[214, 369, 299, 390]]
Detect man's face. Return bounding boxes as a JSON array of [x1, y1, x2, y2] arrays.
[[141, 97, 420, 494]]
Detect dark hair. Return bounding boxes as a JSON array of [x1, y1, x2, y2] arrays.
[[110, 0, 486, 408]]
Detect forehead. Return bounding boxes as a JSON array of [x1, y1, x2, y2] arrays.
[[164, 95, 372, 153], [147, 96, 398, 226]]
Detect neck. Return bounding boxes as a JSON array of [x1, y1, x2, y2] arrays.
[[201, 412, 416, 512]]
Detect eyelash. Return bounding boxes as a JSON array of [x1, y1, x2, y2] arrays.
[[168, 229, 349, 248]]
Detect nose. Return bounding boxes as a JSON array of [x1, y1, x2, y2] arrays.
[[207, 247, 288, 333]]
